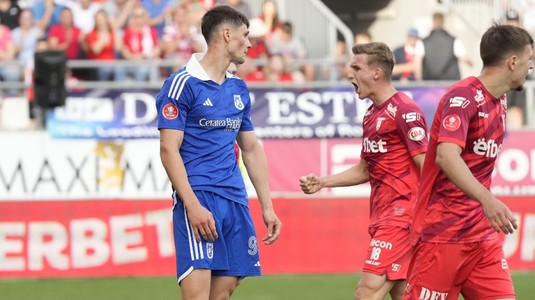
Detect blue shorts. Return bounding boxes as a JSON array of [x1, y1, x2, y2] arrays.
[[172, 190, 261, 283]]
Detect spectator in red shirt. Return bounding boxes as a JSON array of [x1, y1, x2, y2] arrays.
[[117, 6, 160, 81], [47, 7, 82, 60], [85, 10, 121, 81]]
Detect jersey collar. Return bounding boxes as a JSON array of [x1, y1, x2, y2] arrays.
[[185, 53, 235, 82], [186, 53, 210, 81]]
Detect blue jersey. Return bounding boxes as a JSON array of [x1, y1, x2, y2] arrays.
[[156, 54, 254, 206]]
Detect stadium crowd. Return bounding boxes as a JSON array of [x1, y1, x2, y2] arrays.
[[0, 0, 315, 85]]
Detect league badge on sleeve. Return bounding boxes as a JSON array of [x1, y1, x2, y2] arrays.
[[442, 114, 461, 131], [162, 103, 179, 120], [234, 95, 244, 110]]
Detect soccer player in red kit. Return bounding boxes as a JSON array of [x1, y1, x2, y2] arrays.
[[300, 42, 428, 300], [404, 24, 533, 300]]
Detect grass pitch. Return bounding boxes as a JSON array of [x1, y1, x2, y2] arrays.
[[1, 272, 534, 300]]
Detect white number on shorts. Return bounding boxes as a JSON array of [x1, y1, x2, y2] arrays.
[[371, 247, 381, 260], [247, 236, 258, 255]]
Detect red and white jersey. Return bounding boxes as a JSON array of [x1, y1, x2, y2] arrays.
[[411, 76, 507, 243], [361, 92, 428, 229]]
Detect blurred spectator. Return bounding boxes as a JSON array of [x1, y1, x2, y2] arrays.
[[85, 10, 121, 81], [265, 54, 304, 82], [354, 31, 372, 44], [139, 0, 178, 37], [32, 0, 65, 33], [215, 0, 252, 19], [160, 4, 204, 61], [258, 0, 281, 42], [0, 17, 20, 96], [64, 0, 102, 34], [0, 0, 21, 29], [248, 18, 268, 60], [503, 8, 529, 129], [392, 28, 422, 82], [160, 4, 204, 75], [47, 7, 83, 60], [504, 8, 520, 27], [117, 6, 160, 81], [236, 58, 265, 82], [268, 21, 314, 81], [414, 12, 472, 81], [320, 36, 349, 81], [12, 9, 43, 72], [181, 0, 207, 28], [102, 0, 136, 31]]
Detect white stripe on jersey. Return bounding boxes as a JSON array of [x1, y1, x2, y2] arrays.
[[169, 71, 190, 100], [167, 72, 183, 98]]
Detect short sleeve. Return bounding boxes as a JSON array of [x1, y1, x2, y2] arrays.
[[396, 102, 429, 156], [437, 87, 477, 149], [238, 84, 254, 131], [156, 73, 193, 131]]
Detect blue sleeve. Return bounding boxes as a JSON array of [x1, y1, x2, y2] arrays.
[[239, 87, 254, 131], [156, 73, 193, 131]]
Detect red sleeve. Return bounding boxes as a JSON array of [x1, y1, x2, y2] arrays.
[[396, 102, 429, 156], [437, 87, 477, 149], [151, 27, 158, 46]]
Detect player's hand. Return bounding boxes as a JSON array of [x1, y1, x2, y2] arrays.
[[299, 173, 322, 194], [186, 203, 218, 242], [482, 197, 518, 234], [262, 209, 281, 245]]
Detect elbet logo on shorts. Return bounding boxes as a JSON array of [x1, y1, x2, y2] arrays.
[[418, 287, 448, 300]]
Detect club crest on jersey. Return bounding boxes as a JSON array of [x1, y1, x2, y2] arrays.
[[234, 95, 244, 110], [162, 103, 179, 120]]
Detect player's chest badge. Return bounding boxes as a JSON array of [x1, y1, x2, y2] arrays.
[[234, 95, 244, 110]]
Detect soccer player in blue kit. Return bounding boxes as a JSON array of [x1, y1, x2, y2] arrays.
[[156, 5, 282, 300]]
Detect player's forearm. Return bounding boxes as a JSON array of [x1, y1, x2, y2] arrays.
[[242, 143, 273, 211], [321, 163, 369, 188], [160, 146, 199, 209], [436, 146, 492, 204]]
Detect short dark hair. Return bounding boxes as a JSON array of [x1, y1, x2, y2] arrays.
[[201, 5, 250, 44], [480, 23, 533, 66], [352, 42, 395, 79]]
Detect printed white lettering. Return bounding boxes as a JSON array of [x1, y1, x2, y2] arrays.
[[110, 214, 147, 265], [473, 138, 502, 158], [363, 138, 387, 153], [419, 287, 448, 300]]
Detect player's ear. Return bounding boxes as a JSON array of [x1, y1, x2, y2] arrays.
[[222, 27, 231, 42], [507, 55, 518, 71]]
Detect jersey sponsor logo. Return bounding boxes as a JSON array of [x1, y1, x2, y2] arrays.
[[478, 111, 489, 118], [402, 112, 421, 123], [199, 117, 242, 131], [376, 117, 385, 131], [418, 287, 448, 300], [449, 96, 470, 108], [391, 263, 401, 272], [473, 138, 501, 158], [475, 89, 485, 107], [369, 239, 392, 250], [408, 127, 426, 141], [206, 242, 214, 259], [162, 103, 179, 120], [442, 114, 461, 131], [203, 98, 214, 106], [362, 138, 387, 153], [234, 95, 244, 110]]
